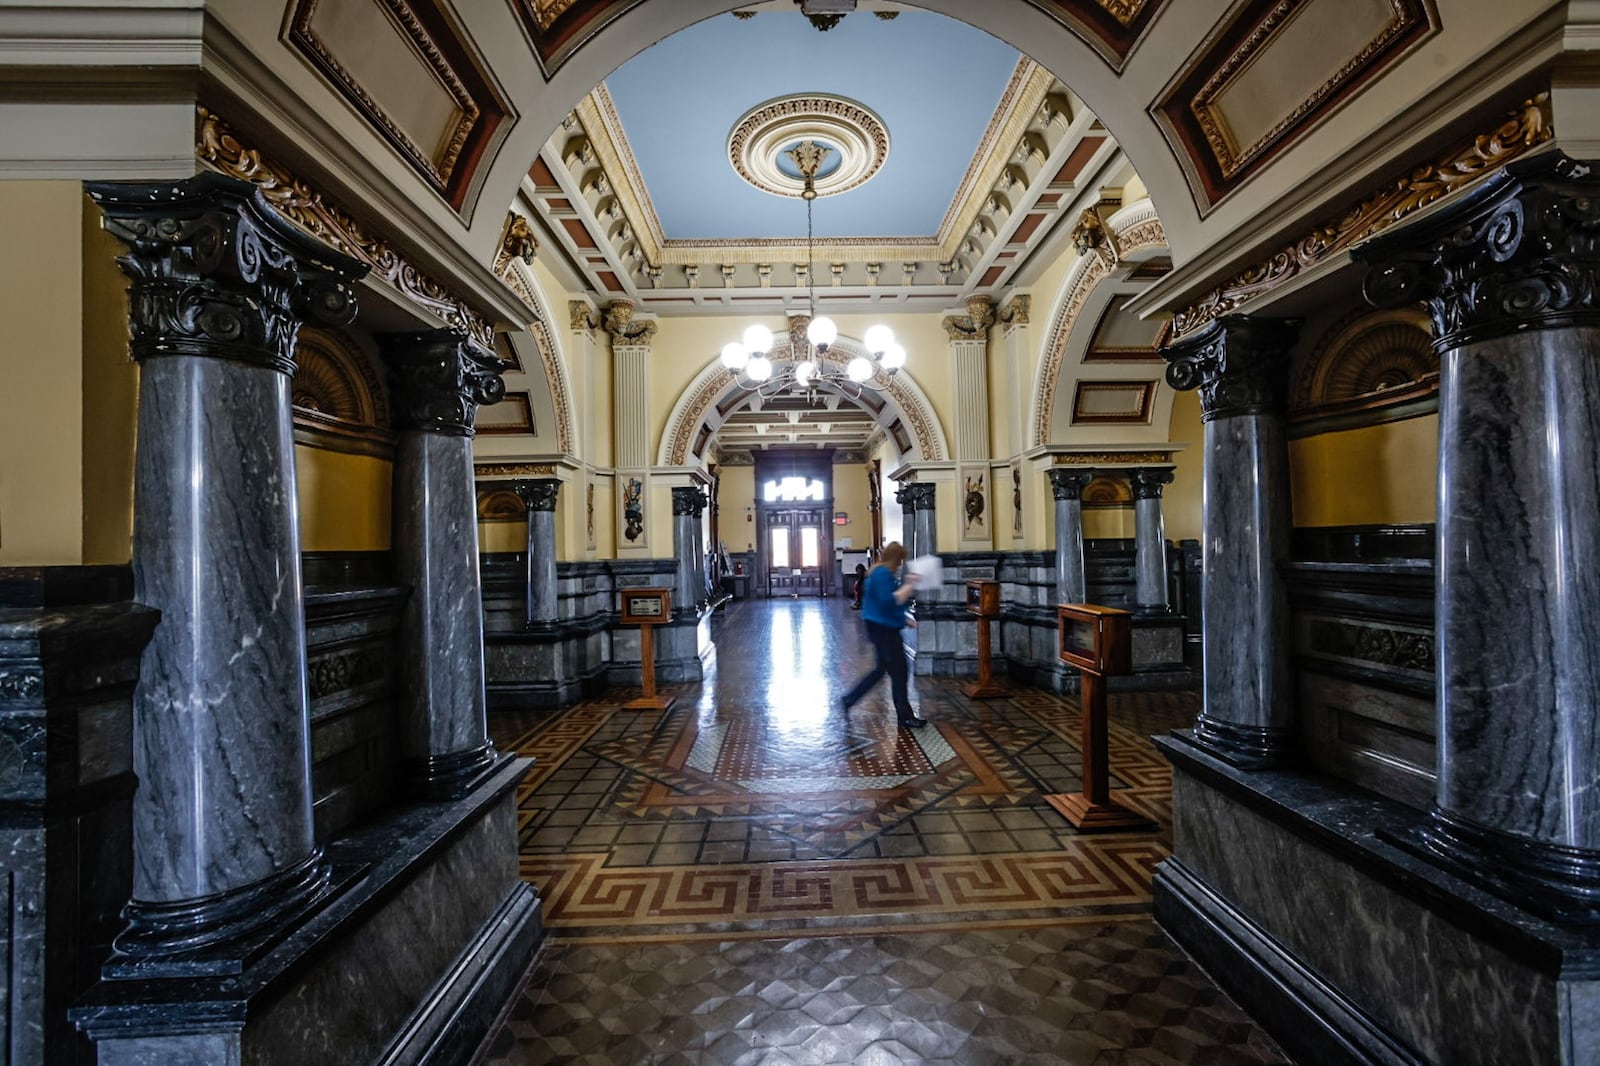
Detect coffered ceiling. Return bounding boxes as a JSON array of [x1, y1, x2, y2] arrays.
[[520, 2, 1127, 316]]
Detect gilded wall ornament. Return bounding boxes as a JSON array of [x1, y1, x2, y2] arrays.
[[475, 462, 557, 477]]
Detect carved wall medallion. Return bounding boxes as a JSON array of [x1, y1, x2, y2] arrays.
[[287, 0, 511, 211], [1172, 97, 1551, 339], [964, 473, 986, 532], [623, 476, 644, 541], [196, 108, 494, 347]]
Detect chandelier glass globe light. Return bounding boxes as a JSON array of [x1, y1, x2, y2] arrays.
[[720, 140, 905, 398]]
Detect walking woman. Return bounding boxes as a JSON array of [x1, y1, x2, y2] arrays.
[[839, 541, 926, 728]]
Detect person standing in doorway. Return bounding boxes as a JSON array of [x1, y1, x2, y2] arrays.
[[839, 542, 925, 728]]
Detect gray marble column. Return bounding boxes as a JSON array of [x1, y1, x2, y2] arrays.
[[514, 478, 561, 628], [383, 329, 508, 799], [1358, 151, 1600, 923], [1047, 469, 1093, 605], [672, 487, 700, 616], [85, 173, 367, 967], [895, 484, 916, 555], [1130, 468, 1175, 612], [909, 482, 937, 557], [694, 487, 711, 607], [1163, 315, 1300, 769]]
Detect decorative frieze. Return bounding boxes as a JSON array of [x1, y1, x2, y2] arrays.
[[195, 109, 495, 346], [1172, 97, 1551, 339], [475, 462, 557, 478], [1306, 618, 1434, 673], [1052, 451, 1171, 465]]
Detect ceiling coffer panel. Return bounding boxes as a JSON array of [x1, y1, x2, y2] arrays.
[[287, 0, 512, 213], [1023, 0, 1169, 71], [1153, 0, 1438, 212]]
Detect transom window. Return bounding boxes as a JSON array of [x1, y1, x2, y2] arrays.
[[762, 477, 824, 502]]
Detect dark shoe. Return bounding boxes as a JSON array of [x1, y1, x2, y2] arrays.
[[898, 716, 927, 729]]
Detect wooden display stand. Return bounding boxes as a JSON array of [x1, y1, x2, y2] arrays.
[[961, 579, 1008, 699], [620, 587, 675, 712], [1044, 604, 1154, 832]]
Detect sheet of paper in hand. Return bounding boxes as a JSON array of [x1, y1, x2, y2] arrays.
[[905, 554, 944, 590]]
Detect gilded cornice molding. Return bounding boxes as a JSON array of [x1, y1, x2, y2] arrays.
[[1052, 451, 1171, 465], [1171, 97, 1552, 340], [195, 108, 495, 346], [475, 462, 558, 477]]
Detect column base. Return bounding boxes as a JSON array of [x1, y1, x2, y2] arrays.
[[108, 850, 350, 978], [1380, 805, 1600, 926], [408, 744, 511, 802], [1186, 715, 1298, 770]]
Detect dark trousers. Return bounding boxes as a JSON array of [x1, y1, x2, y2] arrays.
[[842, 620, 914, 719]]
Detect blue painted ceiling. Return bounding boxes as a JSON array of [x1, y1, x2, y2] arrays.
[[603, 9, 1021, 241]]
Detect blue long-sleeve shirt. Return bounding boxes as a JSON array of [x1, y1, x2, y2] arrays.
[[860, 566, 910, 628]]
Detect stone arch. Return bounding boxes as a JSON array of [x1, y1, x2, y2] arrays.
[[1029, 200, 1169, 447], [472, 1, 1202, 268], [657, 334, 950, 467], [1291, 307, 1437, 419]]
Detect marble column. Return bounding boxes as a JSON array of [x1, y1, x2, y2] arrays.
[[85, 173, 367, 966], [1163, 315, 1300, 769], [1130, 468, 1175, 612], [1358, 151, 1600, 922], [514, 478, 561, 628], [895, 484, 916, 554], [694, 487, 711, 607], [383, 329, 508, 799], [1047, 468, 1093, 605], [672, 487, 700, 616], [909, 482, 938, 557]]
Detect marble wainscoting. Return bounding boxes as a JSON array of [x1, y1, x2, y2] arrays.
[[0, 566, 156, 1066], [482, 555, 718, 711], [484, 558, 612, 710], [1288, 559, 1435, 810], [305, 584, 408, 841], [74, 759, 541, 1066], [1154, 736, 1600, 1066], [910, 549, 1195, 692]]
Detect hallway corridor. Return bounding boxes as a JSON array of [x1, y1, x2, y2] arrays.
[[478, 599, 1290, 1064]]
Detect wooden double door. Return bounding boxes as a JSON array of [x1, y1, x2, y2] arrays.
[[758, 505, 833, 598]]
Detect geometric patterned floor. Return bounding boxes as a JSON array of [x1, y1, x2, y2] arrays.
[[476, 598, 1294, 1064]]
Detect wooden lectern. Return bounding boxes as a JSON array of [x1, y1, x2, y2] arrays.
[[1044, 603, 1154, 832], [620, 587, 675, 712], [962, 579, 1008, 699]]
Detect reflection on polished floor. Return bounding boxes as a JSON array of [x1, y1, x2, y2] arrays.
[[478, 598, 1291, 1064]]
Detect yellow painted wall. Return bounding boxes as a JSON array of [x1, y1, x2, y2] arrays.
[[1165, 389, 1204, 543], [831, 462, 872, 550], [717, 465, 757, 552], [1083, 508, 1135, 539], [81, 195, 137, 564], [0, 182, 86, 565], [592, 474, 616, 557], [294, 446, 392, 551], [1291, 415, 1438, 527], [478, 518, 523, 555]]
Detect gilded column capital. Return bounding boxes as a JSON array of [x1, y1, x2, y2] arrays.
[[1161, 314, 1300, 422], [512, 478, 561, 512], [1047, 468, 1095, 501], [1130, 468, 1175, 500], [86, 172, 367, 375], [380, 328, 508, 437], [603, 299, 656, 345], [569, 300, 599, 333], [943, 296, 996, 340], [999, 294, 1031, 328], [1359, 151, 1600, 347]]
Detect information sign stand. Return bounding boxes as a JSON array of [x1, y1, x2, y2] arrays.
[[961, 579, 1008, 699], [620, 587, 675, 712]]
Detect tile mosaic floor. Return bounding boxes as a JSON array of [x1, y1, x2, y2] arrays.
[[477, 598, 1293, 1064]]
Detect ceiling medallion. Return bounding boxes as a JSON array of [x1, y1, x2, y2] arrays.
[[728, 94, 889, 199]]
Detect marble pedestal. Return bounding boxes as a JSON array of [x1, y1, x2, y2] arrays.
[[1155, 734, 1600, 1066], [74, 759, 541, 1066]]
